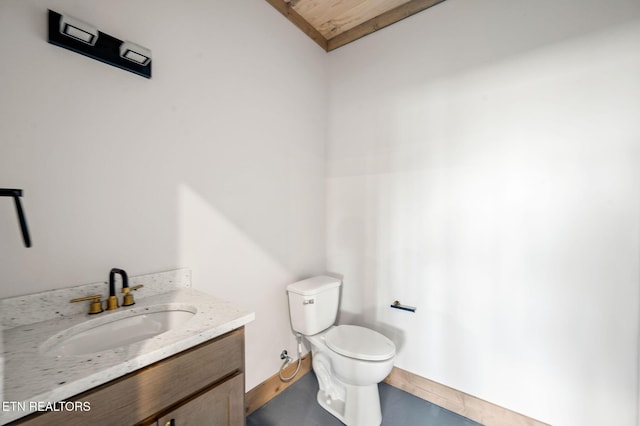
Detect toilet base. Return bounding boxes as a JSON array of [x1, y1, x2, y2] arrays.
[[316, 382, 382, 426]]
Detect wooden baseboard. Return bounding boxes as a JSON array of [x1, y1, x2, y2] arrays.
[[384, 367, 550, 426], [246, 357, 549, 426], [245, 354, 312, 415]]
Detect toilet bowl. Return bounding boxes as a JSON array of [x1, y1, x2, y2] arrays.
[[287, 276, 396, 426]]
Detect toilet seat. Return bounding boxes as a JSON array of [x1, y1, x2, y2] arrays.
[[324, 325, 395, 361]]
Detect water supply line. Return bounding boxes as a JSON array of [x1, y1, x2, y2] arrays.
[[279, 333, 303, 382]]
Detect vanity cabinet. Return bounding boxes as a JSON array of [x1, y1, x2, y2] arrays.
[[156, 373, 244, 426], [11, 327, 246, 426]]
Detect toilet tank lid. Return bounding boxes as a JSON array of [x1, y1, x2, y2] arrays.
[[287, 275, 341, 296]]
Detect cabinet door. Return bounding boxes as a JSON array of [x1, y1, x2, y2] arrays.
[[157, 373, 244, 426], [12, 328, 245, 426]]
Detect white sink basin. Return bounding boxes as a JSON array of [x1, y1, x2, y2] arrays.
[[41, 304, 197, 356]]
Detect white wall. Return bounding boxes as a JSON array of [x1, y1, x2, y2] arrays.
[[0, 0, 327, 390], [3, 0, 640, 422], [326, 0, 640, 425]]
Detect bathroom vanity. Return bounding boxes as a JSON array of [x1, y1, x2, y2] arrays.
[[0, 269, 254, 425], [11, 328, 245, 425]]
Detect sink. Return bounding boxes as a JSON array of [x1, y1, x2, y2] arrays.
[[41, 304, 197, 356]]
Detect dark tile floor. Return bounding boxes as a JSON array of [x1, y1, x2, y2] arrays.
[[247, 371, 481, 426]]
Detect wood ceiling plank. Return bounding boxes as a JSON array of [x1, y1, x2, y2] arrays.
[[326, 0, 447, 51], [266, 0, 329, 51], [293, 0, 411, 39], [266, 0, 448, 52]]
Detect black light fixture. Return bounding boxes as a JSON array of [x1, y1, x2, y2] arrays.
[[0, 188, 31, 248], [120, 41, 152, 66], [59, 14, 98, 46], [48, 9, 152, 79]]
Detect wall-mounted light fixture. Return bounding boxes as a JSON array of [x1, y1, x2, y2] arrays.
[[59, 14, 98, 46], [48, 10, 152, 79], [120, 41, 152, 66]]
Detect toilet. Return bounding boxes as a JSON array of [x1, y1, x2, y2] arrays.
[[287, 276, 396, 426]]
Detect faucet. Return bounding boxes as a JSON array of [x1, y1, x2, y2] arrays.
[[107, 268, 143, 310], [107, 268, 128, 310]]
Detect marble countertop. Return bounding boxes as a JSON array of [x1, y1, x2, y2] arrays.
[[0, 271, 254, 424]]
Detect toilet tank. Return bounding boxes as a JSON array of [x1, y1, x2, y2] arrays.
[[287, 276, 341, 335]]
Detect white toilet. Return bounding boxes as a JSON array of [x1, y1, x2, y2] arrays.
[[287, 276, 396, 426]]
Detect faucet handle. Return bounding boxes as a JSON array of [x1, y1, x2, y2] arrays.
[[122, 284, 144, 294], [70, 295, 104, 315], [106, 295, 119, 311], [122, 284, 144, 306]]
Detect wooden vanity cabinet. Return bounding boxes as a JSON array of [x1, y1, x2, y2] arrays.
[[155, 373, 244, 426], [11, 327, 246, 426]]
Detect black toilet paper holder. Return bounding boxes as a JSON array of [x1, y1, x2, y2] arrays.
[[390, 300, 416, 313]]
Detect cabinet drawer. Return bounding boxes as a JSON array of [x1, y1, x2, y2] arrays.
[[157, 373, 244, 426], [12, 328, 244, 426]]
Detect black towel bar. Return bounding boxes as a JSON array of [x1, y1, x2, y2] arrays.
[[1, 188, 32, 247]]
